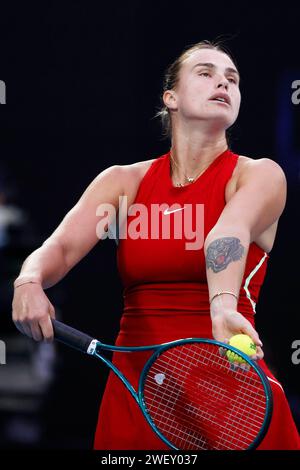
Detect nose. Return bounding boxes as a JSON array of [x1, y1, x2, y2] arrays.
[[216, 77, 229, 91]]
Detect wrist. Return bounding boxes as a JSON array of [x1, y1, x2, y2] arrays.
[[14, 276, 43, 289], [210, 292, 239, 317]]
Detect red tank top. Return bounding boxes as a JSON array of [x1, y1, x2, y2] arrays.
[[116, 148, 269, 337], [95, 149, 300, 451]]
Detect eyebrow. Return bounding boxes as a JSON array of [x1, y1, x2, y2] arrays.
[[192, 62, 240, 80]]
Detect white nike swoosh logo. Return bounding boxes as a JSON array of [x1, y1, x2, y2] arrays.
[[163, 207, 185, 215]]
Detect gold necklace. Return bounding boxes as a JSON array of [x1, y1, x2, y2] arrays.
[[170, 151, 205, 187]]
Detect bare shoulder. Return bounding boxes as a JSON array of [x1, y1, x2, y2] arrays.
[[226, 155, 287, 253], [226, 154, 286, 203], [89, 158, 155, 207], [120, 158, 156, 179], [236, 155, 286, 179], [117, 158, 157, 196], [92, 158, 156, 194]]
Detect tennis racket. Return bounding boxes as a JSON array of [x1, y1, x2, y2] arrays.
[[52, 319, 273, 450]]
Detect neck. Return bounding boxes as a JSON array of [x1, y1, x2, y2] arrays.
[[170, 124, 228, 176]]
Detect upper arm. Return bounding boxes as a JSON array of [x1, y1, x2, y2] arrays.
[[44, 165, 125, 269], [212, 158, 287, 241]]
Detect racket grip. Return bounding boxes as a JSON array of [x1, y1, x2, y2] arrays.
[[52, 319, 95, 354]]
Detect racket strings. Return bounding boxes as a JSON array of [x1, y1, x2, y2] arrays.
[[146, 361, 266, 411], [142, 343, 268, 450], [144, 346, 216, 449], [149, 364, 259, 444], [145, 345, 231, 449], [146, 350, 267, 420], [148, 376, 264, 436], [146, 372, 260, 449], [179, 346, 264, 448], [145, 396, 259, 449], [146, 360, 267, 415]]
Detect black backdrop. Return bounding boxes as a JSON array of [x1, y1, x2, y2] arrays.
[[0, 1, 299, 449]]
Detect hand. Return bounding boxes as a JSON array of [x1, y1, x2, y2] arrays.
[[12, 283, 55, 342], [211, 308, 264, 361]]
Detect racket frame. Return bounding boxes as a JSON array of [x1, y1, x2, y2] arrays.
[[90, 337, 273, 450]]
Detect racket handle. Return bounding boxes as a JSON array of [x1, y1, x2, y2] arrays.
[[52, 319, 95, 354]]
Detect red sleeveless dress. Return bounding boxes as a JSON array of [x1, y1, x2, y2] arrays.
[[94, 148, 300, 450]]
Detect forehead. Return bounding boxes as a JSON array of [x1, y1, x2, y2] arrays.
[[181, 48, 236, 72]]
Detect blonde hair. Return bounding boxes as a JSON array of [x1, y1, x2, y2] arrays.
[[155, 40, 239, 141]]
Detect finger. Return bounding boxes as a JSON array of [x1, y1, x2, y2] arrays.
[[15, 321, 33, 338], [39, 315, 54, 342], [256, 345, 264, 360], [243, 324, 263, 348], [14, 320, 26, 336], [231, 360, 251, 372], [250, 345, 264, 361], [12, 310, 27, 335], [29, 321, 43, 342], [48, 304, 56, 320], [239, 363, 250, 372]]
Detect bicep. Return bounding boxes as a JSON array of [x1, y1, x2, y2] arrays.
[[213, 159, 287, 241], [45, 165, 124, 269]]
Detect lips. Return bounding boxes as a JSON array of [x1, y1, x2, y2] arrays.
[[209, 93, 231, 105]]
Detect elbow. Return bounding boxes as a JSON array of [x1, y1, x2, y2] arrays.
[[42, 237, 69, 273]]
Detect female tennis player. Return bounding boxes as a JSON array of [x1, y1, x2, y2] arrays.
[[12, 40, 300, 449]]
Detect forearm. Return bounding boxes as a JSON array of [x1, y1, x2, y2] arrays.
[[14, 238, 69, 289], [204, 225, 250, 316]]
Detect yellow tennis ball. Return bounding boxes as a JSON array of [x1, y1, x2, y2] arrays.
[[226, 334, 257, 363]]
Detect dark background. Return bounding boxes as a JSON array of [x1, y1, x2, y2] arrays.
[[0, 1, 299, 449]]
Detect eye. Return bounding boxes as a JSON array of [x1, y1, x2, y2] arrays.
[[228, 77, 238, 84], [198, 72, 211, 77]]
